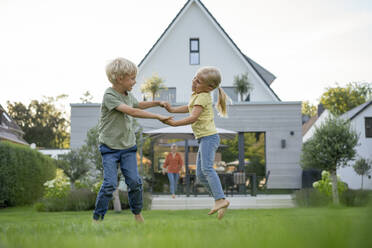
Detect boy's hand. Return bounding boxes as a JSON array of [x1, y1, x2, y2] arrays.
[[160, 101, 172, 112], [159, 101, 170, 108]]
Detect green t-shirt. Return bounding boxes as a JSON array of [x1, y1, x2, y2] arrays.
[[98, 87, 139, 149], [188, 92, 217, 139]]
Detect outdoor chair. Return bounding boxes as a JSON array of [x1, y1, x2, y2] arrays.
[[258, 170, 271, 191]]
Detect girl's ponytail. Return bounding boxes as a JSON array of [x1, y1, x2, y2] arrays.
[[216, 87, 228, 117]]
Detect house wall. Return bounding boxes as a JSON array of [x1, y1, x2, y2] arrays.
[[70, 101, 302, 189], [133, 1, 278, 103], [338, 105, 372, 189]]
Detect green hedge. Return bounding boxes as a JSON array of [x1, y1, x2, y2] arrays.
[[35, 189, 152, 212], [0, 141, 56, 206]]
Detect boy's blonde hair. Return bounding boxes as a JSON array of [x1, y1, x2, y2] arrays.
[[106, 57, 137, 84], [197, 66, 229, 117]]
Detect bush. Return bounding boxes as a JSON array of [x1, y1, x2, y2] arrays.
[[36, 189, 152, 212], [294, 188, 332, 207], [340, 190, 372, 207], [35, 188, 96, 212], [0, 141, 56, 206], [312, 171, 347, 197], [43, 169, 70, 199]]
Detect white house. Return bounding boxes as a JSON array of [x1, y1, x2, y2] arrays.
[[133, 0, 280, 103], [303, 101, 372, 189], [70, 0, 303, 190]]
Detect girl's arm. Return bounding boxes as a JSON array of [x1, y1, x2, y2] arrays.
[[115, 104, 172, 122], [166, 105, 203, 126], [164, 103, 189, 113]]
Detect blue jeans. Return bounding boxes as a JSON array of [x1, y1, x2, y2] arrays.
[[196, 134, 225, 200], [93, 144, 142, 220], [167, 173, 179, 195]]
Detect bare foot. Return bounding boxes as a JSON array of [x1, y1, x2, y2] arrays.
[[208, 199, 230, 215], [217, 207, 228, 220], [92, 219, 101, 224], [172, 194, 176, 199], [134, 213, 144, 223]]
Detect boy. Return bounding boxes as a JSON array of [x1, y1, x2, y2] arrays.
[[93, 57, 171, 223]]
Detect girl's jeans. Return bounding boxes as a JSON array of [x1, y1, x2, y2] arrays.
[[196, 134, 225, 200], [93, 144, 142, 220], [167, 173, 179, 195]]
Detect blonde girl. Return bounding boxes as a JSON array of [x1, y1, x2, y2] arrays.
[[164, 66, 230, 219]]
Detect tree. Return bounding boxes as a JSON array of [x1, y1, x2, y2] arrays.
[[353, 158, 372, 189], [140, 74, 167, 101], [82, 125, 102, 175], [56, 148, 90, 189], [80, 91, 94, 103], [302, 101, 317, 117], [320, 82, 372, 115], [233, 72, 253, 102], [6, 95, 70, 148], [301, 116, 359, 204]]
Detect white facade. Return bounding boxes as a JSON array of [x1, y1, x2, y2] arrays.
[[37, 149, 70, 159], [133, 0, 279, 103], [302, 102, 372, 189]]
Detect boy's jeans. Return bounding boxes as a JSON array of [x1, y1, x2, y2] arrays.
[[196, 134, 225, 200], [93, 144, 142, 220], [167, 173, 179, 195]]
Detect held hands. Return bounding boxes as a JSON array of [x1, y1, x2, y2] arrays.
[[159, 101, 172, 112], [158, 115, 173, 123]]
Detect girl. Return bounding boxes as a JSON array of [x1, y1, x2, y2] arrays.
[[164, 66, 230, 219]]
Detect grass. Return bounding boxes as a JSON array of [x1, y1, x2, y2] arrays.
[[0, 206, 371, 248]]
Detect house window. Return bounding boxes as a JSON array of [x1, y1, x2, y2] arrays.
[[365, 117, 372, 138], [190, 38, 199, 65], [213, 86, 238, 102], [155, 87, 177, 103]]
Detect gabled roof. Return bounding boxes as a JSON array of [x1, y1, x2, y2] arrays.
[[0, 104, 28, 145], [341, 100, 372, 121], [138, 0, 280, 101]]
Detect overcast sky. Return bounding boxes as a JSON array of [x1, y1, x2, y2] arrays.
[[1, 0, 371, 111]]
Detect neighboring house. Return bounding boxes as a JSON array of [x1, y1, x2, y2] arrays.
[[303, 101, 372, 189], [37, 149, 70, 159], [70, 0, 303, 189], [0, 104, 28, 146]]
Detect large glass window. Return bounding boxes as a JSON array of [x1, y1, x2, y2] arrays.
[[365, 117, 372, 138], [155, 87, 177, 103], [213, 86, 238, 103], [190, 38, 199, 65]]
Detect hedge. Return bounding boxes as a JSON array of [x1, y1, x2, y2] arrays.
[[0, 141, 56, 206]]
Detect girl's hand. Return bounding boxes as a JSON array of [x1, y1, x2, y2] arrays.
[[158, 115, 173, 122], [164, 118, 177, 127]]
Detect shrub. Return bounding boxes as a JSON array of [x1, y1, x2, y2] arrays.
[[312, 171, 347, 197], [294, 188, 332, 207], [0, 141, 56, 206], [43, 169, 70, 199], [340, 190, 372, 207], [35, 188, 96, 212], [36, 189, 152, 212]]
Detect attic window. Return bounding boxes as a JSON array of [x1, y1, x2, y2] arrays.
[[365, 117, 372, 138], [190, 38, 199, 65]]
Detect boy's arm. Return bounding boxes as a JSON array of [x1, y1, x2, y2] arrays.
[[116, 104, 171, 121], [137, 101, 166, 109], [165, 105, 202, 126]]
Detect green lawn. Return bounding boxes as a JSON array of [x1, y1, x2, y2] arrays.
[[0, 206, 371, 248]]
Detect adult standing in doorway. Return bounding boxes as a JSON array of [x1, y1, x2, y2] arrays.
[[163, 144, 183, 198]]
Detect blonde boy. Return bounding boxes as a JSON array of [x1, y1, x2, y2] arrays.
[[93, 57, 171, 223]]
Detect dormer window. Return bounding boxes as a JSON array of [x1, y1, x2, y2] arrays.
[[190, 38, 200, 65]]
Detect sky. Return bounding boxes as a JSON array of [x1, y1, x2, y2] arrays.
[[1, 0, 372, 112]]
